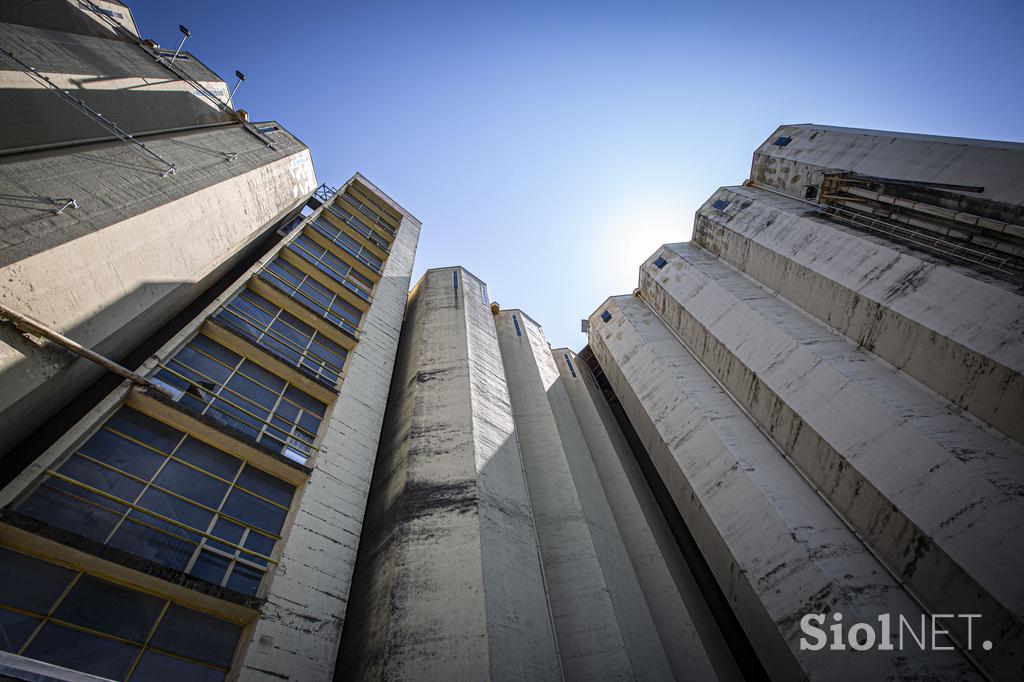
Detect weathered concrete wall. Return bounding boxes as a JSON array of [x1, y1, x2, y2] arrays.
[[0, 126, 315, 457], [751, 124, 1024, 217], [336, 268, 560, 681], [496, 310, 674, 680], [640, 242, 1024, 679], [553, 347, 739, 682], [0, 20, 231, 153], [693, 186, 1024, 443], [235, 194, 421, 682], [586, 294, 978, 681]]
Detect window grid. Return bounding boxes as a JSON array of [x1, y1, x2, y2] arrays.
[[260, 259, 362, 338], [0, 558, 239, 680], [59, 425, 285, 557], [288, 233, 374, 300], [216, 289, 346, 386], [308, 216, 384, 274], [155, 336, 324, 461], [453, 271, 459, 289], [512, 315, 522, 337], [319, 203, 391, 251], [22, 420, 288, 596], [340, 192, 397, 236]]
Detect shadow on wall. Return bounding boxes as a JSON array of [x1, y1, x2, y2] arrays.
[[0, 279, 188, 460]]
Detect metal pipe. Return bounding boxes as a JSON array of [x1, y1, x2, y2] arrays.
[[842, 186, 1024, 239], [0, 304, 169, 396], [169, 25, 190, 64]]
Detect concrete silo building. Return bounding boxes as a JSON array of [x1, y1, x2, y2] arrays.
[[1, 4, 1022, 677], [583, 125, 1024, 681], [0, 2, 422, 680]]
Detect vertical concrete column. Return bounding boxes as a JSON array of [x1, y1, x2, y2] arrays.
[[552, 347, 737, 681], [336, 268, 560, 681], [495, 310, 666, 680], [586, 295, 977, 681], [238, 216, 421, 681]]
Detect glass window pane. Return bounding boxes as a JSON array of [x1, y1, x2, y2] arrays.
[[173, 346, 232, 386], [235, 467, 294, 507], [208, 399, 263, 439], [150, 604, 241, 667], [153, 461, 229, 510], [15, 484, 123, 543], [297, 411, 322, 435], [173, 438, 240, 481], [190, 335, 241, 367], [58, 455, 145, 502], [24, 623, 140, 680], [211, 517, 244, 544], [278, 311, 313, 338], [0, 547, 75, 613], [131, 650, 226, 682], [105, 408, 183, 455], [225, 563, 262, 595], [78, 428, 166, 480], [284, 386, 326, 417], [137, 489, 213, 530], [108, 515, 198, 572], [221, 489, 287, 535], [0, 608, 40, 652], [244, 531, 275, 559], [225, 373, 278, 412], [189, 551, 229, 587], [54, 575, 164, 643]]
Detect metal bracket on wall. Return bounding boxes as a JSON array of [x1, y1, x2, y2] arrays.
[[74, 0, 278, 150], [0, 46, 178, 177]]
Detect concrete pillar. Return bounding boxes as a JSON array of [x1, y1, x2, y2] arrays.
[[638, 242, 1024, 679], [587, 294, 978, 681], [335, 268, 561, 681], [496, 310, 671, 680], [552, 347, 739, 681]]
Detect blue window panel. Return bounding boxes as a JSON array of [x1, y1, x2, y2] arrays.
[[772, 136, 792, 146], [653, 256, 667, 269], [712, 199, 730, 211], [512, 315, 521, 337], [453, 271, 459, 289], [563, 353, 577, 378], [600, 310, 612, 323]]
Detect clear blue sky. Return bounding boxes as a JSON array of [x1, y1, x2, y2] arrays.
[[134, 0, 1024, 349]]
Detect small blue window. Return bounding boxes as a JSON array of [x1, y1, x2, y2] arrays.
[[563, 353, 577, 378], [653, 256, 667, 269], [712, 199, 730, 211], [453, 271, 459, 289], [600, 310, 611, 323], [512, 314, 522, 336], [772, 136, 792, 147]]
